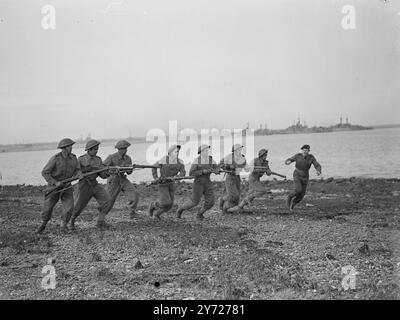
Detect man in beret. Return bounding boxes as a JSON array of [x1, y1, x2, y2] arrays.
[[285, 144, 321, 210], [103, 140, 140, 219], [148, 144, 186, 219], [69, 139, 113, 230], [35, 138, 82, 234], [218, 144, 247, 214], [176, 144, 220, 220]]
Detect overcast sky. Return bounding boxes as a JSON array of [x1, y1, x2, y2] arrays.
[[0, 0, 399, 144]]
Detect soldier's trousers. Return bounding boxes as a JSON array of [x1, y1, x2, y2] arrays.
[[106, 176, 139, 212], [71, 181, 112, 222], [41, 188, 74, 223], [181, 179, 214, 211], [151, 182, 175, 213], [288, 170, 309, 207], [222, 175, 241, 211], [243, 175, 267, 205]]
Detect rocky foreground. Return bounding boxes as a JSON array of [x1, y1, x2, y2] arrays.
[[0, 178, 399, 300]]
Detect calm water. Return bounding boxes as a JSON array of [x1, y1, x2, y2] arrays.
[[0, 128, 399, 186]]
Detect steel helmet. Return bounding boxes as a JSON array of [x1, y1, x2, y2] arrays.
[[198, 144, 210, 154], [168, 144, 181, 154], [85, 139, 101, 151], [258, 148, 268, 157], [232, 144, 243, 152], [57, 138, 75, 149], [115, 140, 131, 149]]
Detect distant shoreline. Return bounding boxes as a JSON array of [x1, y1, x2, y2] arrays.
[[1, 125, 399, 154], [0, 139, 149, 154]]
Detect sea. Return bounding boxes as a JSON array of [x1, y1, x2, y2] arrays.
[[0, 127, 399, 186]]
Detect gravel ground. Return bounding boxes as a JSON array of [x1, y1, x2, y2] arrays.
[[0, 178, 399, 300]]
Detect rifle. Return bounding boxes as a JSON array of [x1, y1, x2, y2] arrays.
[[251, 166, 286, 179], [108, 164, 160, 175], [44, 167, 110, 199], [218, 169, 236, 174], [45, 164, 161, 199], [151, 176, 195, 185]]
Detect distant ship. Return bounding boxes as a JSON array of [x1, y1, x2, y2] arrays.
[[254, 117, 373, 136]]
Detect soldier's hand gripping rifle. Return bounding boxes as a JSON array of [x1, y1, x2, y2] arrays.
[[151, 176, 195, 185]]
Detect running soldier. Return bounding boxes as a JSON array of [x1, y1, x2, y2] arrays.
[[175, 144, 220, 220], [218, 144, 247, 214], [148, 145, 186, 219], [285, 144, 321, 210], [35, 138, 82, 234], [69, 139, 113, 230], [104, 140, 140, 219], [230, 148, 272, 212]]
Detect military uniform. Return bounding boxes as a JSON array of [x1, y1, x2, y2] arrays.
[[149, 154, 186, 218], [176, 151, 219, 220], [104, 151, 139, 218], [70, 141, 112, 228], [40, 152, 81, 226], [286, 152, 321, 208], [36, 138, 81, 234], [241, 156, 272, 206], [219, 151, 247, 213]]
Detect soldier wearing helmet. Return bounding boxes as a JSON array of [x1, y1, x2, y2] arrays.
[[285, 144, 321, 210], [69, 139, 113, 230], [103, 140, 140, 219], [176, 144, 220, 220], [218, 144, 247, 214], [148, 144, 186, 219], [35, 138, 82, 234], [230, 148, 273, 212]]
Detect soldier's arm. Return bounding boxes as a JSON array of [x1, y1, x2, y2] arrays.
[[125, 156, 133, 175], [103, 155, 112, 167], [98, 159, 110, 179], [285, 154, 297, 165], [189, 163, 203, 177], [312, 156, 322, 174], [265, 162, 272, 175], [74, 158, 83, 178], [41, 156, 57, 185], [252, 159, 265, 175], [219, 156, 233, 170], [178, 161, 186, 177]]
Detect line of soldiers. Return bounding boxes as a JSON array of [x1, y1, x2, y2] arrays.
[[35, 138, 321, 234]]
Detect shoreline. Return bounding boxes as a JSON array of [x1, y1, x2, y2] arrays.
[[1, 177, 399, 190]]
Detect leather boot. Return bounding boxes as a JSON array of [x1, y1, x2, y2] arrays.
[[176, 207, 184, 219], [69, 217, 77, 231], [218, 197, 224, 210], [129, 210, 138, 220], [148, 202, 156, 217], [61, 220, 68, 233], [35, 221, 47, 234], [196, 208, 206, 220]]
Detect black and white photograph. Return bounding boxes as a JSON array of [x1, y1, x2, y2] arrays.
[[0, 0, 399, 304]]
